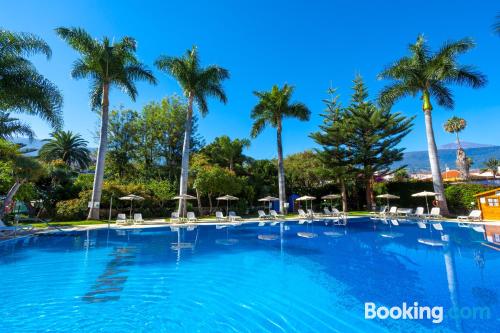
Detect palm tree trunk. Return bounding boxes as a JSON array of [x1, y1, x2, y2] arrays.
[[423, 109, 449, 215], [276, 121, 287, 214], [340, 178, 348, 212], [178, 93, 194, 217], [0, 180, 23, 220], [87, 83, 110, 220]]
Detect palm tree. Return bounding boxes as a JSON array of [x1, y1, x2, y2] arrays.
[[378, 35, 487, 215], [494, 13, 500, 36], [0, 28, 63, 128], [444, 116, 468, 180], [0, 111, 35, 140], [39, 131, 91, 169], [56, 27, 157, 219], [250, 84, 310, 214], [482, 158, 500, 180], [155, 46, 229, 216]]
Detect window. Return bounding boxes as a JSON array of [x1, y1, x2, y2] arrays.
[[487, 198, 499, 207]]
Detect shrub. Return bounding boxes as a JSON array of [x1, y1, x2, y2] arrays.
[[444, 183, 494, 215], [56, 197, 88, 220]]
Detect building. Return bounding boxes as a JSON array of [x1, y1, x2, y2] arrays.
[[474, 188, 500, 221]]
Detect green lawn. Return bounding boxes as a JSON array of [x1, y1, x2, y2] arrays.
[[31, 220, 108, 228]]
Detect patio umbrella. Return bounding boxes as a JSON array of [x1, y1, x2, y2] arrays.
[[119, 194, 144, 219], [411, 191, 437, 215], [172, 194, 197, 219], [376, 193, 400, 207], [216, 195, 239, 215], [258, 196, 279, 213], [321, 194, 341, 209], [296, 195, 316, 215]]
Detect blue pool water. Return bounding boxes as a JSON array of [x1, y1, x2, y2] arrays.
[[0, 218, 499, 332]]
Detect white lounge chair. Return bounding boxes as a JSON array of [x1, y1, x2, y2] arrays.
[[388, 206, 398, 216], [370, 206, 388, 217], [298, 209, 308, 218], [307, 209, 323, 217], [133, 213, 144, 224], [228, 211, 242, 221], [257, 210, 272, 219], [186, 212, 198, 222], [116, 213, 128, 225], [412, 207, 425, 218], [397, 208, 412, 217], [170, 212, 180, 223], [457, 210, 482, 222], [425, 207, 442, 219], [330, 208, 345, 218], [215, 211, 227, 222], [270, 210, 284, 218]]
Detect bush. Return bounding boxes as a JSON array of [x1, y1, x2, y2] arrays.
[[444, 183, 494, 215], [56, 197, 88, 220]]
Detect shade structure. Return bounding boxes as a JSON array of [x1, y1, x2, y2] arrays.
[[172, 194, 197, 218], [321, 194, 341, 210], [119, 194, 144, 219], [376, 193, 400, 207], [258, 196, 279, 213], [412, 191, 437, 215], [295, 195, 316, 214], [321, 194, 341, 200], [216, 195, 239, 215]]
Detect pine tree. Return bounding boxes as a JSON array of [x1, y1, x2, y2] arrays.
[[345, 75, 414, 209], [310, 87, 352, 211]]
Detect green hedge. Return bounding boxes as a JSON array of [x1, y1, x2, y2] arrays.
[[444, 183, 494, 215]]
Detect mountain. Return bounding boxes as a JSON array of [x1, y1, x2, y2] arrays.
[[394, 146, 500, 172], [12, 137, 45, 156], [439, 141, 494, 150]]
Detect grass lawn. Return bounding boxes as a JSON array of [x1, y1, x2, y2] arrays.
[[31, 220, 108, 228], [347, 211, 371, 216]]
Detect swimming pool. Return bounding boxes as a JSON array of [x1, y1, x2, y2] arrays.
[[0, 218, 498, 332]]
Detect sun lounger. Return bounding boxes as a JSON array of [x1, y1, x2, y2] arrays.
[[457, 210, 482, 222], [116, 213, 129, 225], [411, 207, 425, 218], [425, 207, 442, 219], [370, 206, 388, 217], [228, 211, 242, 221], [397, 208, 412, 217], [270, 210, 284, 218], [298, 209, 309, 218], [258, 210, 272, 219], [388, 206, 398, 216], [170, 212, 180, 223], [186, 212, 198, 222], [216, 211, 227, 222], [133, 213, 144, 224], [307, 209, 323, 218]]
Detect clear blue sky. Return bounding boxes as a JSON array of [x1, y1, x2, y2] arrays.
[[2, 0, 499, 159]]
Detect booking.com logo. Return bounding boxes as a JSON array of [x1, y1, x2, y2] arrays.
[[365, 302, 491, 324]]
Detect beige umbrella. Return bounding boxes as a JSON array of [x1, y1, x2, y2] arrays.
[[296, 195, 316, 213], [258, 196, 279, 213], [172, 194, 197, 218], [322, 194, 341, 209], [119, 194, 144, 219], [217, 195, 239, 215], [412, 191, 437, 214], [376, 193, 400, 207]]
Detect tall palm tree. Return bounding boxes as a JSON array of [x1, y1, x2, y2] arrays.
[[0, 111, 35, 140], [0, 28, 63, 128], [155, 46, 229, 216], [39, 130, 91, 169], [378, 35, 487, 215], [444, 116, 469, 179], [494, 13, 500, 36], [250, 84, 310, 214], [56, 27, 157, 219]]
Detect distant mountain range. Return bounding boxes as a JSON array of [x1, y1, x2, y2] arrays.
[[394, 145, 500, 172], [439, 141, 494, 150]]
